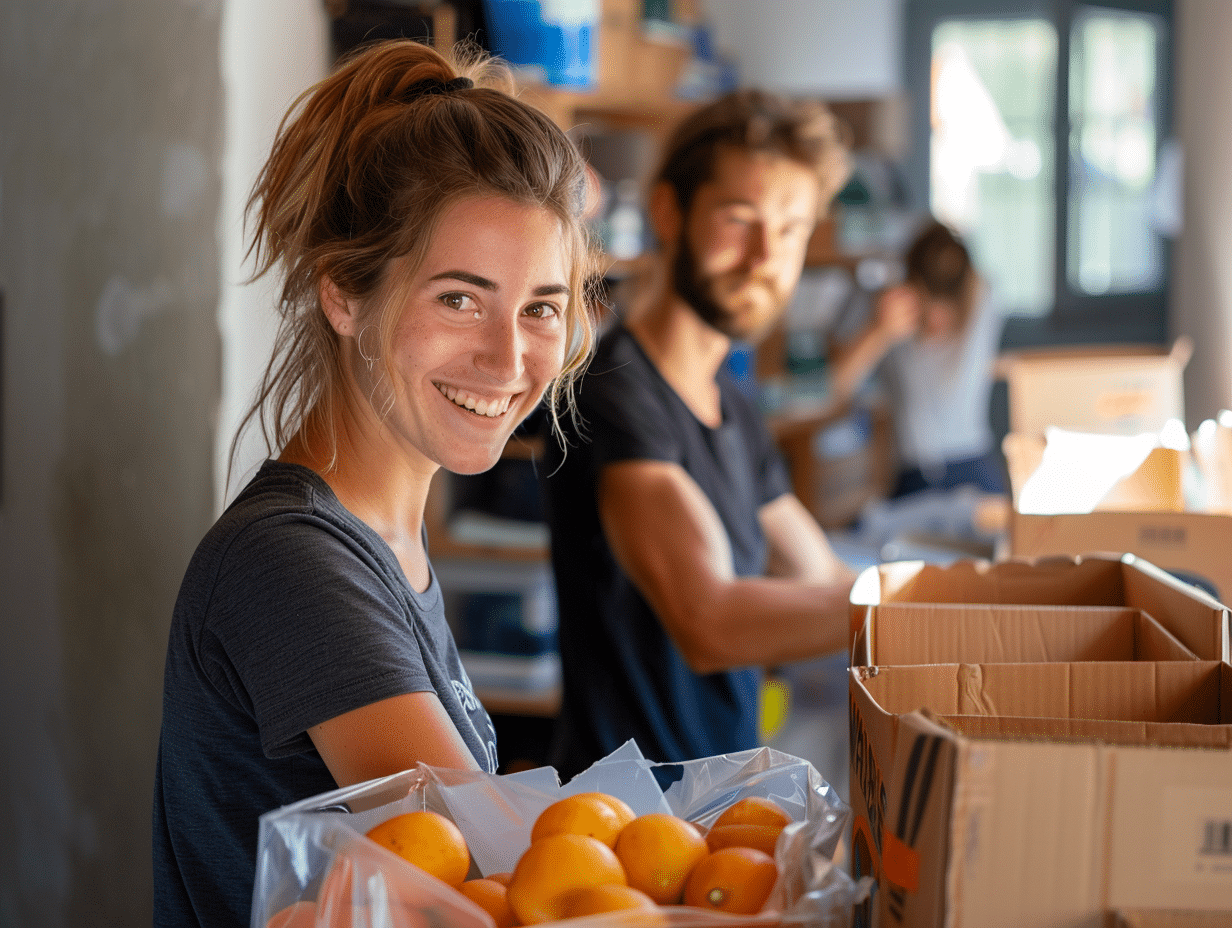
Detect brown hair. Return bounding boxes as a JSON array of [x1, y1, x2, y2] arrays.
[[234, 39, 598, 476], [653, 89, 851, 217], [905, 219, 979, 328]]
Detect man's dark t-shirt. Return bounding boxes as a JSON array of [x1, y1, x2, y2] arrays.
[[541, 324, 792, 779]]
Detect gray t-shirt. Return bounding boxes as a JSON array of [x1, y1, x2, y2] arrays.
[[878, 291, 1004, 472], [791, 267, 1005, 473], [153, 460, 495, 928]]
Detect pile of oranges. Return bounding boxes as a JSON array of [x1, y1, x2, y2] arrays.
[[362, 792, 795, 925]]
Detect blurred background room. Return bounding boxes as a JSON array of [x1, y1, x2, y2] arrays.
[[4, 1, 1231, 925]]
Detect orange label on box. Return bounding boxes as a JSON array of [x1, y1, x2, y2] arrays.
[[881, 827, 920, 892]]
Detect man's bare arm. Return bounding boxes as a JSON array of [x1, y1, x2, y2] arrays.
[[597, 460, 853, 675]]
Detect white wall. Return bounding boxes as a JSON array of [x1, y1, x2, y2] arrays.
[[218, 2, 330, 509], [704, 0, 902, 97]]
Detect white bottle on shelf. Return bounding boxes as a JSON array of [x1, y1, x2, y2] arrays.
[[607, 179, 644, 261]]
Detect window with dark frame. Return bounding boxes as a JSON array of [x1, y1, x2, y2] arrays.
[[903, 0, 1175, 351]]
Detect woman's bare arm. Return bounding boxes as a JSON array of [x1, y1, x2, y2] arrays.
[[308, 691, 484, 787]]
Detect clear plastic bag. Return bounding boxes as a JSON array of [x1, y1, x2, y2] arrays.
[[253, 742, 871, 928]]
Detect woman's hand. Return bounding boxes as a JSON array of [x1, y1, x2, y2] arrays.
[[872, 284, 922, 345], [828, 284, 922, 400]]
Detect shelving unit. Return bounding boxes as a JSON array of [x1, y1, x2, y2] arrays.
[[513, 0, 700, 132], [424, 434, 549, 564], [423, 437, 558, 720]]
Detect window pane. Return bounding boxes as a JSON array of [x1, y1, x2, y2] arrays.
[[1068, 9, 1164, 295], [931, 19, 1057, 316]]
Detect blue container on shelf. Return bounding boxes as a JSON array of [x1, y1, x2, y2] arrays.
[[483, 0, 598, 88]]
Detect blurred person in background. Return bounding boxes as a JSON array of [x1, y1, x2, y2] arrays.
[[540, 89, 856, 780], [826, 218, 1009, 545], [828, 218, 1006, 499]]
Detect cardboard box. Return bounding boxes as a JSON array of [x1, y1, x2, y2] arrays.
[[1003, 430, 1232, 615], [1190, 412, 1232, 514], [852, 602, 1197, 667], [1003, 431, 1188, 515], [849, 660, 1232, 927], [861, 660, 1229, 730], [1114, 911, 1232, 927], [1008, 510, 1232, 616], [996, 337, 1191, 436], [848, 554, 1229, 663]]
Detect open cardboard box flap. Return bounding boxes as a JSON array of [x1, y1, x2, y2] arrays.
[[1190, 412, 1232, 513], [859, 660, 1230, 730], [855, 602, 1196, 666], [1002, 436, 1232, 620], [848, 553, 1229, 663], [1003, 431, 1187, 514]]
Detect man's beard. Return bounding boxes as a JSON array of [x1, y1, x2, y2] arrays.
[[671, 233, 784, 343]]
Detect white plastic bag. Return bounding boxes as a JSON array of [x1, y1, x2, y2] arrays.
[[252, 742, 870, 928]]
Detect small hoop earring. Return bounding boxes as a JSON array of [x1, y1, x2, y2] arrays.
[[357, 324, 380, 371]]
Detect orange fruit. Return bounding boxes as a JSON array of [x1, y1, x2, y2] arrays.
[[365, 810, 471, 888], [683, 846, 778, 915], [705, 822, 783, 856], [507, 832, 627, 924], [460, 878, 516, 928], [713, 796, 792, 831], [486, 871, 513, 886], [591, 792, 637, 830], [266, 900, 316, 928], [531, 792, 626, 848], [614, 812, 709, 905], [558, 883, 658, 918]]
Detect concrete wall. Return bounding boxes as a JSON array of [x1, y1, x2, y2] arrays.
[[0, 4, 223, 925], [1173, 0, 1232, 424], [0, 3, 324, 926]]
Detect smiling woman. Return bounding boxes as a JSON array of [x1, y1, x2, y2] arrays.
[[152, 38, 598, 928], [317, 196, 572, 480]]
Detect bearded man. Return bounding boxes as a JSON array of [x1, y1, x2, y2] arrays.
[[540, 90, 857, 779]]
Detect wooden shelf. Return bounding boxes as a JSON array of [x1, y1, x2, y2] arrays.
[[517, 82, 698, 136], [767, 399, 897, 530], [509, 0, 702, 137], [765, 397, 852, 442], [476, 683, 561, 718], [426, 528, 548, 563], [803, 216, 888, 271]]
